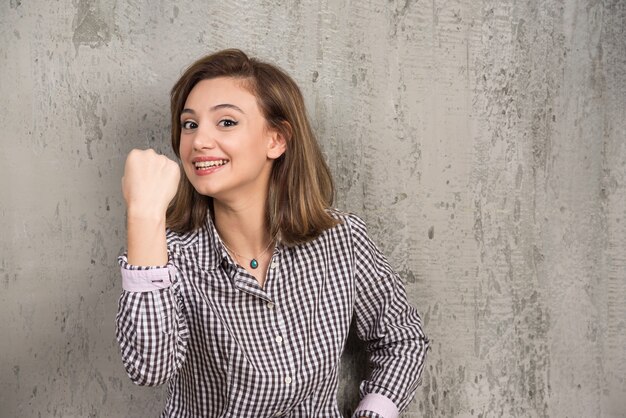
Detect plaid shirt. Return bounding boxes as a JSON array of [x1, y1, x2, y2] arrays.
[[116, 211, 429, 418]]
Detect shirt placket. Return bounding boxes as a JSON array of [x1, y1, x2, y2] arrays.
[[265, 249, 297, 417]]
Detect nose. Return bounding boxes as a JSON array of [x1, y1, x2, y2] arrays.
[[192, 125, 217, 150]]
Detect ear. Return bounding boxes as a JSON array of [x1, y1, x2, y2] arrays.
[[266, 123, 289, 160]]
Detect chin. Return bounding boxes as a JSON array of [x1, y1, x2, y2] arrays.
[[193, 186, 219, 199]]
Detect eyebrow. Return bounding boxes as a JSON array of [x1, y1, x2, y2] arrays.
[[181, 103, 245, 116]]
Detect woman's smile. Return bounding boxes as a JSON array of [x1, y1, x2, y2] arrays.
[[192, 156, 230, 176]]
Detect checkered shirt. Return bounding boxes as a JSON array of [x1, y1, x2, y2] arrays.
[[116, 211, 429, 417]]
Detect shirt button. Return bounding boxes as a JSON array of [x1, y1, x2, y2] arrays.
[[275, 335, 283, 344], [270, 261, 279, 269], [284, 376, 292, 384], [267, 302, 275, 310]]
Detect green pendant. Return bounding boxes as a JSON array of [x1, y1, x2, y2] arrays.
[[250, 259, 259, 269]]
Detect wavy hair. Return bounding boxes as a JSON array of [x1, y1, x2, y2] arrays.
[[166, 49, 338, 245]]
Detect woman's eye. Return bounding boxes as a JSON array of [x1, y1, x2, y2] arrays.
[[182, 121, 197, 129], [218, 119, 238, 128]]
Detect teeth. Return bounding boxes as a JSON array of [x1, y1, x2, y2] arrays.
[[194, 160, 228, 169]]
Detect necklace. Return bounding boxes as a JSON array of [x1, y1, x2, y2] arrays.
[[222, 239, 274, 269]]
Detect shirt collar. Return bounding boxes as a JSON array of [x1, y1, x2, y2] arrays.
[[195, 212, 235, 272], [198, 210, 286, 272]]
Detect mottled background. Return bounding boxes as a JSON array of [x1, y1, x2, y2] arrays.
[[1, 0, 624, 417]]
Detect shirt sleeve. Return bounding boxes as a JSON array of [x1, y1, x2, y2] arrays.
[[115, 252, 190, 386], [348, 214, 430, 417], [351, 411, 385, 418]]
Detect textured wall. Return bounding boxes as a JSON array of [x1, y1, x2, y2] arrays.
[[1, 0, 624, 417]]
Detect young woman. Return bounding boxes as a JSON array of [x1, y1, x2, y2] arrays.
[[116, 49, 429, 418]]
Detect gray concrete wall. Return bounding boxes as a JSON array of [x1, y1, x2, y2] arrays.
[[1, 0, 624, 417]]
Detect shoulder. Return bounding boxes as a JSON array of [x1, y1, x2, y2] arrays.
[[326, 208, 368, 230], [324, 209, 370, 241], [165, 227, 201, 249], [324, 209, 393, 276]]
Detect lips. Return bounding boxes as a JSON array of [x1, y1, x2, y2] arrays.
[[193, 159, 229, 169], [191, 157, 230, 176]]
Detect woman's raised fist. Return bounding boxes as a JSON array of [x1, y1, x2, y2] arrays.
[[122, 149, 180, 217]]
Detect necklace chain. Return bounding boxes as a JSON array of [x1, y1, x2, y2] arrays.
[[222, 239, 274, 270]]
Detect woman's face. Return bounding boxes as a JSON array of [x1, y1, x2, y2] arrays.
[[179, 77, 285, 203]]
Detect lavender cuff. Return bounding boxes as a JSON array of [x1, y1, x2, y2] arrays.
[[353, 393, 399, 418], [121, 265, 175, 292]]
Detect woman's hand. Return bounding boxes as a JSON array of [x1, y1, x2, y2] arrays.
[[122, 149, 180, 266], [122, 148, 180, 217]]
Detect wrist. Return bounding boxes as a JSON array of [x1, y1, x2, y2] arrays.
[[126, 206, 167, 223], [126, 210, 168, 266]]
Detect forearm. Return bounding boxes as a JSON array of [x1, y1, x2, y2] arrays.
[[126, 209, 168, 266], [357, 303, 429, 412], [122, 148, 179, 266]]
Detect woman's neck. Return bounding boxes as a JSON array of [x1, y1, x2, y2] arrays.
[[212, 196, 272, 259]]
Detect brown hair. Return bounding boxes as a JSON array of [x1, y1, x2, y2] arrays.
[[166, 49, 339, 245]]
